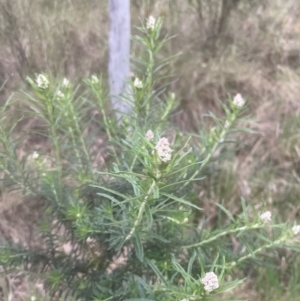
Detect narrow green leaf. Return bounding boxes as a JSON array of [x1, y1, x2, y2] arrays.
[[133, 232, 144, 262], [144, 204, 153, 231], [145, 258, 168, 286], [96, 193, 126, 210], [216, 202, 235, 222], [125, 299, 155, 301], [171, 254, 193, 286], [91, 185, 127, 199], [187, 250, 197, 274], [153, 183, 159, 199], [134, 275, 153, 296], [162, 193, 203, 211]]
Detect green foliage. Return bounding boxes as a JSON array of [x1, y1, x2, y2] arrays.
[[0, 17, 300, 301]]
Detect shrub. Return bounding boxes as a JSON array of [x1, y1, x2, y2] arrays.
[[0, 17, 299, 301]]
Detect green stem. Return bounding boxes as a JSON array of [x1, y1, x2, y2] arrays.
[[67, 125, 82, 166], [130, 154, 138, 170], [124, 171, 161, 242], [45, 102, 63, 201], [1, 165, 35, 195], [50, 125, 61, 171], [179, 122, 231, 192], [227, 234, 289, 270], [50, 181, 61, 205], [183, 223, 262, 249], [145, 49, 154, 116], [96, 90, 120, 165], [69, 105, 92, 176]]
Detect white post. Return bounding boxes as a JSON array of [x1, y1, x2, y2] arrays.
[[108, 0, 131, 120]]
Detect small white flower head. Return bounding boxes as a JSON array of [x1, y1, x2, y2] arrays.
[[260, 211, 272, 223], [170, 92, 176, 100], [200, 272, 219, 293], [233, 93, 245, 108], [62, 77, 70, 87], [36, 74, 49, 89], [31, 296, 36, 301], [146, 130, 154, 141], [292, 225, 300, 235], [91, 75, 99, 84], [56, 90, 65, 100], [32, 151, 39, 160], [146, 15, 156, 31], [224, 120, 230, 129], [134, 77, 143, 89], [155, 137, 172, 163]]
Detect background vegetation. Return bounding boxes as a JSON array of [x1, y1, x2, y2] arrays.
[[1, 0, 300, 300]]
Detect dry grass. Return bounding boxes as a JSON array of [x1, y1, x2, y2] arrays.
[[1, 0, 300, 299]]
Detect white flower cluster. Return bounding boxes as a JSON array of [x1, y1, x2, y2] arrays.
[[134, 77, 143, 89], [292, 225, 300, 235], [200, 272, 219, 293], [146, 15, 156, 31], [155, 137, 172, 163], [260, 211, 272, 223], [91, 75, 99, 84], [62, 77, 70, 87], [146, 130, 154, 141], [36, 74, 49, 89], [32, 151, 39, 160], [233, 93, 245, 108], [56, 90, 65, 100]]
